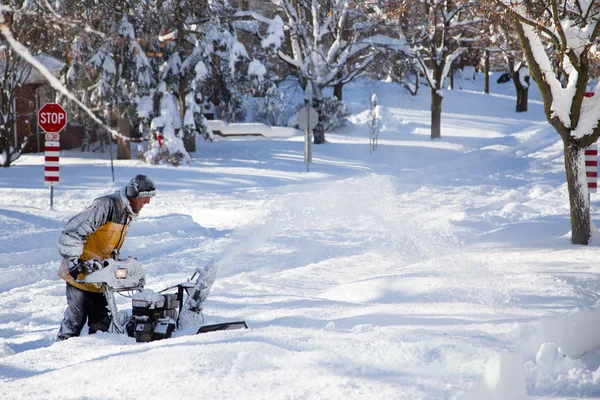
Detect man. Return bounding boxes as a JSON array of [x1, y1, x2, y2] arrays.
[[56, 174, 156, 341]]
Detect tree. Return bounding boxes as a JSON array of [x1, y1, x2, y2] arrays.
[[0, 5, 49, 167], [239, 0, 405, 144], [397, 0, 479, 140], [148, 0, 210, 153], [0, 37, 34, 167], [509, 58, 530, 112], [482, 2, 531, 112], [0, 1, 150, 164], [86, 15, 154, 158], [49, 1, 154, 157], [144, 0, 247, 152], [143, 82, 190, 165], [496, 0, 600, 244]]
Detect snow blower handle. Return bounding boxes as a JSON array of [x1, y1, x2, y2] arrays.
[[68, 258, 103, 280]]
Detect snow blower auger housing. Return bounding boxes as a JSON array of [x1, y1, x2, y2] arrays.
[[127, 291, 179, 342], [83, 257, 247, 343]]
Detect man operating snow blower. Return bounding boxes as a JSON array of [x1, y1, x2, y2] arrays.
[[56, 174, 156, 341]]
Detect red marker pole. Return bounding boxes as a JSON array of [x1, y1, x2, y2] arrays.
[[585, 143, 597, 206], [44, 139, 60, 209]]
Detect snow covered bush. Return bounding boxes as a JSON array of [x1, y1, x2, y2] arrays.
[[217, 68, 246, 123], [184, 92, 212, 143], [255, 84, 286, 126], [219, 90, 245, 122], [143, 83, 190, 166], [246, 58, 285, 126], [321, 97, 348, 132]]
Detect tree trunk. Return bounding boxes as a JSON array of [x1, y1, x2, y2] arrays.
[[431, 88, 442, 140], [175, 3, 196, 154], [116, 115, 131, 160], [1, 131, 9, 167], [334, 82, 343, 101], [179, 79, 196, 153], [516, 86, 529, 112], [564, 141, 591, 244], [312, 96, 325, 144], [414, 72, 420, 96], [484, 50, 490, 94], [449, 64, 454, 90], [430, 61, 444, 140], [117, 137, 131, 160], [510, 63, 529, 112]]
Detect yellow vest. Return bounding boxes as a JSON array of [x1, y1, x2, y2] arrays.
[[58, 220, 131, 292]]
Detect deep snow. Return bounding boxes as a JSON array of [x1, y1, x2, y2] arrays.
[[2, 74, 600, 399]]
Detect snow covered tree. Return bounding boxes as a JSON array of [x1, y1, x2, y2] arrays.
[[507, 58, 531, 113], [85, 15, 153, 157], [0, 40, 33, 168], [61, 34, 97, 137], [150, 0, 209, 152], [143, 82, 190, 165], [495, 0, 600, 245], [245, 57, 284, 126], [238, 0, 406, 144], [142, 0, 249, 152], [255, 83, 286, 126], [397, 0, 479, 140], [0, 5, 49, 167], [46, 1, 154, 157]]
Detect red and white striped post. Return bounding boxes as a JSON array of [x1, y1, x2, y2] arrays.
[[44, 138, 60, 209], [585, 143, 597, 195], [44, 139, 60, 184]]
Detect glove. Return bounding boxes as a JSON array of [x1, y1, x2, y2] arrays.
[[67, 258, 103, 279]]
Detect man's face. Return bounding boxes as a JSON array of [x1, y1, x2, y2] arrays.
[[129, 196, 151, 214]]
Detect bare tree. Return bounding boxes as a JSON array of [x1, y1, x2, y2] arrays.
[[481, 1, 531, 111], [397, 0, 479, 140], [0, 5, 49, 167], [238, 0, 406, 144], [495, 0, 600, 244]]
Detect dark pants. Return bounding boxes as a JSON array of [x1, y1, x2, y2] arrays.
[[57, 283, 110, 340]]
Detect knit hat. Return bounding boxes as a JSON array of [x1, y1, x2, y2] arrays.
[[126, 174, 156, 198]]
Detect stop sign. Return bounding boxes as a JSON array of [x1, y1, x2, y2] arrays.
[[38, 103, 67, 134]]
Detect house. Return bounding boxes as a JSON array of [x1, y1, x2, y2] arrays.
[[14, 53, 84, 153]]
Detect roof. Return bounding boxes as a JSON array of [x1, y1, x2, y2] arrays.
[[25, 53, 65, 84]]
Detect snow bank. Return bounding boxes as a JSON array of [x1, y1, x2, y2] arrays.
[[508, 306, 600, 360], [462, 305, 600, 398], [459, 353, 527, 400], [524, 343, 600, 395]]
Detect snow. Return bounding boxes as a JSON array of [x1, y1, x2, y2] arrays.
[[261, 15, 285, 50], [3, 74, 600, 399], [136, 95, 153, 120], [229, 40, 249, 74], [248, 59, 266, 80], [194, 60, 208, 82]]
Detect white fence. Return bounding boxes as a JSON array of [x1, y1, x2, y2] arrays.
[[206, 120, 302, 138]]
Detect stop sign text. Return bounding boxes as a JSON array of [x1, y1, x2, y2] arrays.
[[38, 103, 68, 134]]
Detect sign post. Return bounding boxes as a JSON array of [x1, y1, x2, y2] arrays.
[[297, 106, 318, 172], [38, 103, 67, 209]]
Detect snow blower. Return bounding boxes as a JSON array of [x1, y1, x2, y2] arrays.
[[83, 257, 247, 342]]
